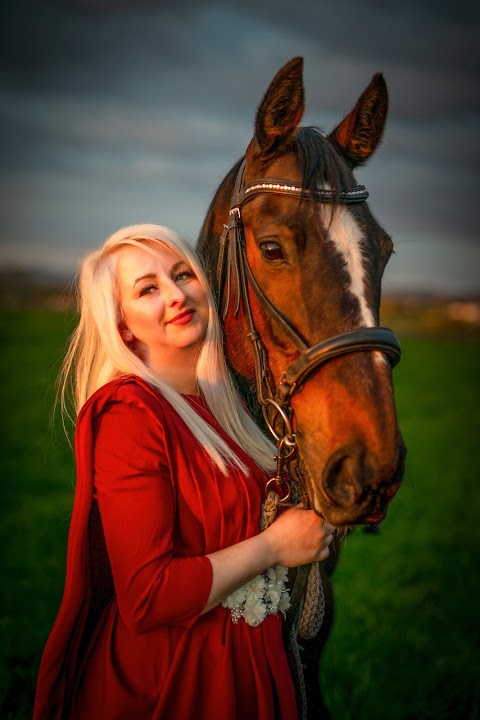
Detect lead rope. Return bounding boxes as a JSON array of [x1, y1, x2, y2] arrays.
[[260, 487, 324, 720], [260, 491, 307, 720], [287, 462, 326, 642], [260, 490, 280, 532], [298, 562, 325, 640], [261, 492, 325, 640]]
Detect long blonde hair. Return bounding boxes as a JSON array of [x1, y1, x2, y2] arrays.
[[60, 223, 276, 474]]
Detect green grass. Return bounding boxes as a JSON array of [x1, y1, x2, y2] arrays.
[[321, 338, 480, 719], [0, 310, 75, 718], [1, 310, 479, 719]]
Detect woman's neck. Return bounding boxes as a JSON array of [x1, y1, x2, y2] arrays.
[[146, 347, 199, 395]]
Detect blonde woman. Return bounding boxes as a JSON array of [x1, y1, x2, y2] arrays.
[[33, 224, 333, 720]]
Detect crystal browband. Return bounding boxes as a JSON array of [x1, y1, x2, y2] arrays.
[[232, 180, 369, 208]]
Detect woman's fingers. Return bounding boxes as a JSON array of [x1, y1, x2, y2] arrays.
[[319, 546, 330, 561], [317, 533, 334, 561], [323, 521, 335, 535], [268, 504, 338, 567], [322, 533, 334, 549]]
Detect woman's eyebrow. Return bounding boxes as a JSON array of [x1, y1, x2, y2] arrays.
[[133, 262, 187, 287], [134, 272, 157, 287], [171, 261, 186, 274]]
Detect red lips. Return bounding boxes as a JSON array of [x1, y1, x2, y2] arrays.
[[166, 309, 194, 325]]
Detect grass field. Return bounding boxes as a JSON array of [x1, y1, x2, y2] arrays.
[[1, 309, 479, 719]]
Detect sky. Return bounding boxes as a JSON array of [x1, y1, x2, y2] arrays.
[[0, 0, 478, 294]]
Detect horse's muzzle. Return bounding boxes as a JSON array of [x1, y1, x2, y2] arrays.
[[314, 440, 407, 527]]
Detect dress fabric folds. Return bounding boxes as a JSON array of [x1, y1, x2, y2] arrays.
[[33, 376, 297, 720]]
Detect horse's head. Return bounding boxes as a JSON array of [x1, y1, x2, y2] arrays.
[[198, 57, 406, 527]]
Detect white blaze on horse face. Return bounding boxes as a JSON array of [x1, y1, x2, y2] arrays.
[[322, 204, 375, 327]]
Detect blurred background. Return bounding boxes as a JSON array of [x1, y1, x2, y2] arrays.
[[1, 1, 479, 718]]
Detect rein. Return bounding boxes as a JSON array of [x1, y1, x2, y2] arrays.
[[216, 159, 401, 501]]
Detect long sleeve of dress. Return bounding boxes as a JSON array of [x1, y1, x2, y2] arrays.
[[92, 395, 213, 633]]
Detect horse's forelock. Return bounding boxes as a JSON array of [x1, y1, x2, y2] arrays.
[[200, 128, 351, 238], [294, 126, 354, 200]]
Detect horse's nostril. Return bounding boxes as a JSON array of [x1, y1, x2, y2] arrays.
[[338, 477, 361, 504], [320, 441, 405, 515], [323, 447, 367, 505]]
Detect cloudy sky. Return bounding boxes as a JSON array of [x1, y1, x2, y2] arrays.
[[0, 0, 478, 293]]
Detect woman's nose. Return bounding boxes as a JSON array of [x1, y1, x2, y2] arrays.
[[163, 278, 186, 305]]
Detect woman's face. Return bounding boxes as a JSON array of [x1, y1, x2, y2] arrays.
[[116, 243, 210, 372]]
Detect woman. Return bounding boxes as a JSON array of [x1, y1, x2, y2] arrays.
[[34, 224, 333, 719]]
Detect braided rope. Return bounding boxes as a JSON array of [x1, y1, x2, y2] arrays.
[[260, 489, 326, 641], [298, 561, 325, 641], [260, 490, 280, 532], [260, 488, 324, 718]]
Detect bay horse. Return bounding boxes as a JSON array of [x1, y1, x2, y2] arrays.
[[197, 57, 406, 716]]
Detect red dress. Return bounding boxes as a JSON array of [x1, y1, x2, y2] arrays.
[[34, 376, 297, 719]]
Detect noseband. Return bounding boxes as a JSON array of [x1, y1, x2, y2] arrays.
[[216, 160, 401, 499]]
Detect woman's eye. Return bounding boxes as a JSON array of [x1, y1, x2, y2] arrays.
[[174, 270, 194, 283], [139, 284, 157, 297], [260, 241, 285, 263]]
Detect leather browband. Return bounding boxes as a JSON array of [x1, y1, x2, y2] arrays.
[[237, 178, 369, 207]]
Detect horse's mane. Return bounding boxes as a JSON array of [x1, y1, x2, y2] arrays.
[[197, 157, 243, 252]]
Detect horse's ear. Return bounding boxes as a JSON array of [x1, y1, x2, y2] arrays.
[[329, 73, 388, 168], [252, 56, 305, 156]]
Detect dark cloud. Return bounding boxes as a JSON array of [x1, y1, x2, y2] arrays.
[[255, 0, 480, 74], [2, 0, 478, 116], [0, 0, 478, 291]]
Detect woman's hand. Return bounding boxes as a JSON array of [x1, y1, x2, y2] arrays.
[[263, 504, 335, 568], [204, 504, 335, 613]]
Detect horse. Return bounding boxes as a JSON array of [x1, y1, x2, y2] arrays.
[[196, 56, 406, 717]]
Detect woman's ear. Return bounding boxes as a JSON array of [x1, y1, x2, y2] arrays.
[[119, 324, 133, 342]]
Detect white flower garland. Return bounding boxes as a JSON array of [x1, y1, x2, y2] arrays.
[[222, 566, 291, 627]]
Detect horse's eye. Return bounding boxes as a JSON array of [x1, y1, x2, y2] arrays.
[[260, 241, 284, 263]]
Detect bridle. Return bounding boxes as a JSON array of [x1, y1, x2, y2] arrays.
[[216, 159, 401, 501]]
